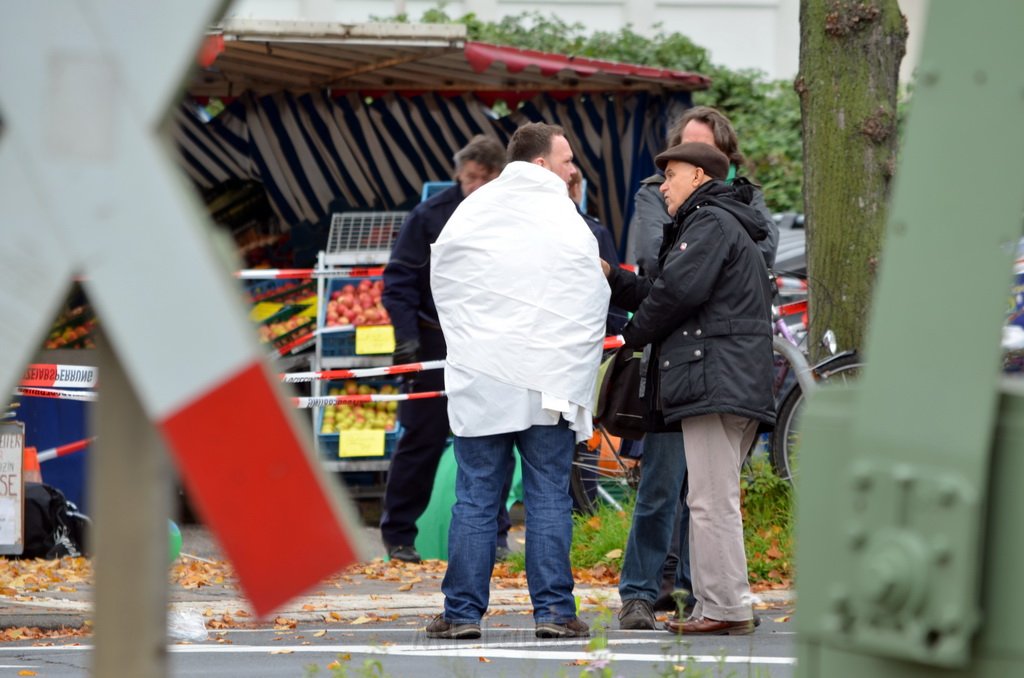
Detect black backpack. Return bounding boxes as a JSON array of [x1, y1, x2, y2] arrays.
[[19, 482, 90, 559]]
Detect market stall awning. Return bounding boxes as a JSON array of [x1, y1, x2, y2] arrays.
[[188, 19, 709, 99]]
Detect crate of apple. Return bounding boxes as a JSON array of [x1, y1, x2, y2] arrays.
[[325, 278, 390, 327], [257, 314, 314, 344], [319, 381, 398, 433]]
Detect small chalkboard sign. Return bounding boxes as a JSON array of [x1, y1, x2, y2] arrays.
[[0, 421, 25, 555]]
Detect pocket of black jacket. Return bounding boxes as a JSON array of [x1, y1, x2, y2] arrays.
[[659, 342, 707, 407]]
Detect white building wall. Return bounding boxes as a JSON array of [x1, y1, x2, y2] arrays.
[[222, 0, 928, 83]]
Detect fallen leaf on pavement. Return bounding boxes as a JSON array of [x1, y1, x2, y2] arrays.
[[773, 615, 791, 623], [313, 630, 327, 637], [270, 649, 294, 655], [350, 616, 374, 625], [273, 617, 298, 629], [478, 657, 491, 663]]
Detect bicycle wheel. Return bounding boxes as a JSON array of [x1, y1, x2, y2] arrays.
[[569, 425, 641, 514], [770, 353, 865, 483]]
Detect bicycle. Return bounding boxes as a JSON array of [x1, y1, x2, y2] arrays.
[[765, 281, 865, 483]]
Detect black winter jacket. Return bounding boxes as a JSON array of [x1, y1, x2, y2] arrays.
[[607, 180, 776, 426], [382, 185, 464, 345]]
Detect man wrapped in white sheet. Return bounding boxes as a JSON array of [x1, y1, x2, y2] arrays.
[[426, 123, 608, 641], [431, 143, 610, 443]]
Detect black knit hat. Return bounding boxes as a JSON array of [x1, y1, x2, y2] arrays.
[[654, 142, 729, 180]]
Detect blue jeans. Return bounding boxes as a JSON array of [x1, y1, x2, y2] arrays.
[[619, 431, 692, 602], [442, 421, 577, 624]]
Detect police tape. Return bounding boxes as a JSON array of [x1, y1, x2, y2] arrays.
[[292, 390, 445, 409], [237, 267, 385, 280], [15, 387, 98, 402], [36, 437, 95, 463], [272, 332, 317, 357], [21, 363, 99, 388], [281, 360, 446, 383]]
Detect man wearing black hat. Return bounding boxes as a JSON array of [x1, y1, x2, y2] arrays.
[[603, 142, 775, 636]]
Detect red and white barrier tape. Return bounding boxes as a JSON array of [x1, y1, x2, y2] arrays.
[[282, 360, 446, 383], [778, 299, 808, 317], [237, 267, 385, 280], [776, 276, 809, 294], [36, 437, 95, 463], [293, 390, 445, 409], [604, 335, 625, 350], [21, 364, 98, 388], [15, 387, 97, 402]]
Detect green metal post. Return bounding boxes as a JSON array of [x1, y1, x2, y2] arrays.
[[795, 1, 1024, 675]]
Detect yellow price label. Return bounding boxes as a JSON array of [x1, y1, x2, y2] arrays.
[[298, 304, 319, 318], [339, 429, 386, 458], [298, 294, 318, 306], [355, 325, 396, 355], [250, 302, 283, 322]]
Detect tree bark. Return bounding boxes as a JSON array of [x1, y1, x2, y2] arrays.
[[797, 0, 907, 360]]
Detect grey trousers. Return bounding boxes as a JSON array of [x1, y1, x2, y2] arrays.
[[681, 413, 757, 621]]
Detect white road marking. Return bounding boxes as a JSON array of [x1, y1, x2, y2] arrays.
[[0, 642, 796, 665]]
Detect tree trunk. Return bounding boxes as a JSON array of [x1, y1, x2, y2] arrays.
[[797, 0, 907, 360]]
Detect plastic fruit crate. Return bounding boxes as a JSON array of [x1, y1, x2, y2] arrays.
[[315, 379, 402, 460], [320, 276, 391, 357]]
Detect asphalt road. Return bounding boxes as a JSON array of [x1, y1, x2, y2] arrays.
[[0, 610, 796, 678]]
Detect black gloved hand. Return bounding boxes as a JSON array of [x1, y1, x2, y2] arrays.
[[393, 338, 421, 366]]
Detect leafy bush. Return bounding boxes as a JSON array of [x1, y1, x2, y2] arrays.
[[741, 457, 794, 585], [503, 498, 633, 574]]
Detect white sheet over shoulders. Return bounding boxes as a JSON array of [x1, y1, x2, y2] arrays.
[[430, 161, 610, 442]]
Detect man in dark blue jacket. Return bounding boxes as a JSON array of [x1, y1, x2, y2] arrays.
[[567, 169, 628, 336], [380, 136, 508, 563]]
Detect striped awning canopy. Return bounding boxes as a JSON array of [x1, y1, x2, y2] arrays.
[[175, 21, 710, 259], [189, 20, 708, 100]]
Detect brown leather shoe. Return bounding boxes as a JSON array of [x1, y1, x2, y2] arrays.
[[664, 616, 755, 636]]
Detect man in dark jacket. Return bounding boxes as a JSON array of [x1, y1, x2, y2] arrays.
[[379, 135, 508, 563], [605, 142, 775, 636], [621, 107, 778, 629], [567, 169, 628, 335]]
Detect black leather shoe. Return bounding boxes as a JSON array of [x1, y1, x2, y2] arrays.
[[618, 598, 656, 630], [387, 544, 422, 563]]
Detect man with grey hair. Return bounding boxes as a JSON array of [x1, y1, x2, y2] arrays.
[[380, 135, 507, 564]]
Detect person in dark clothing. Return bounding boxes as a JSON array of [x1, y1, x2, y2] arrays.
[[607, 143, 775, 636], [620, 107, 779, 628], [567, 170, 628, 336], [380, 135, 509, 564]]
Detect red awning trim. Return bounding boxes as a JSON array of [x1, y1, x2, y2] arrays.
[[463, 41, 709, 88]]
